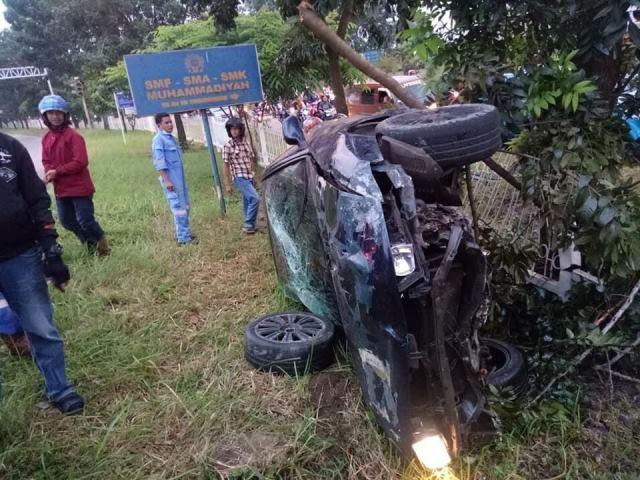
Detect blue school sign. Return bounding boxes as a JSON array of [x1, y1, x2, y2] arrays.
[[124, 44, 264, 117], [115, 92, 135, 109]]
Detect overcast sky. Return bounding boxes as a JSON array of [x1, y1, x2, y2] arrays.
[[0, 2, 8, 31]]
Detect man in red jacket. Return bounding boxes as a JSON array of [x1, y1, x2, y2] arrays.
[[39, 95, 109, 256]]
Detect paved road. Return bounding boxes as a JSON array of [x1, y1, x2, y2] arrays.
[[6, 133, 44, 178]]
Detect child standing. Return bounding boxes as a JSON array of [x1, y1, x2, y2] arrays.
[[39, 95, 110, 256], [223, 118, 260, 234]]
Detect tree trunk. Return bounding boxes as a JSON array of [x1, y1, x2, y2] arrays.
[[582, 51, 620, 112], [325, 0, 353, 115], [102, 114, 110, 130], [174, 113, 188, 149], [327, 51, 348, 114], [297, 2, 424, 109]]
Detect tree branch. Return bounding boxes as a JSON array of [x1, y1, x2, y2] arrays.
[[528, 277, 640, 407], [297, 1, 424, 110]]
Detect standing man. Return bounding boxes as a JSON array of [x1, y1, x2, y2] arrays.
[[152, 113, 195, 245], [0, 131, 85, 414], [39, 95, 110, 256], [223, 118, 260, 234]]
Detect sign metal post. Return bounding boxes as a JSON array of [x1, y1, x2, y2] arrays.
[[113, 92, 127, 145], [200, 109, 226, 215]]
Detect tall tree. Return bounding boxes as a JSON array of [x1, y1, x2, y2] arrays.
[[0, 0, 210, 121], [200, 0, 418, 114], [418, 0, 637, 110]]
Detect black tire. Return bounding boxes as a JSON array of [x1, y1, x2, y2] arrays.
[[244, 312, 335, 376], [481, 338, 528, 395], [375, 104, 502, 169]]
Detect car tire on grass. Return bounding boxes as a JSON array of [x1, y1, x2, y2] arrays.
[[481, 338, 528, 395], [244, 312, 335, 376], [375, 104, 502, 169]]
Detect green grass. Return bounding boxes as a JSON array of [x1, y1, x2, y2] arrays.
[[0, 130, 639, 479]]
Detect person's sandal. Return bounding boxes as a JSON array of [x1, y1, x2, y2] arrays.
[[53, 392, 85, 415]]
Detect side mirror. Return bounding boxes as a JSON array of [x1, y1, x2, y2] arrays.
[[282, 116, 306, 146]]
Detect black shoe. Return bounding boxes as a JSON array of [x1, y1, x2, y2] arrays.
[[53, 392, 85, 415]]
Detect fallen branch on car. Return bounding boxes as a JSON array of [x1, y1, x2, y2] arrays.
[[297, 1, 424, 109]]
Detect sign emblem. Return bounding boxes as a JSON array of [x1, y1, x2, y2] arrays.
[[185, 54, 205, 74]]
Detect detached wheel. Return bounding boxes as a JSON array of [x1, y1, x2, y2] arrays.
[[481, 338, 528, 395], [375, 104, 502, 169], [244, 312, 335, 375]]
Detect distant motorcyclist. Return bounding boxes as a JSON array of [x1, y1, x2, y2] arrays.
[[317, 95, 337, 120], [317, 95, 332, 115]]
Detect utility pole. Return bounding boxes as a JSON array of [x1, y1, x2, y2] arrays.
[[72, 76, 94, 128]]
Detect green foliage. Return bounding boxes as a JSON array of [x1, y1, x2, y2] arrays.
[[376, 53, 404, 74], [399, 10, 444, 63], [144, 18, 218, 51], [526, 51, 597, 117], [0, 0, 209, 120], [509, 54, 640, 280]]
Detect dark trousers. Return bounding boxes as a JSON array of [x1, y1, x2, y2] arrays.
[[56, 196, 105, 246]]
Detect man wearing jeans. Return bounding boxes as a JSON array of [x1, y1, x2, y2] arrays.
[[0, 131, 84, 414], [39, 95, 110, 256], [223, 117, 260, 234]]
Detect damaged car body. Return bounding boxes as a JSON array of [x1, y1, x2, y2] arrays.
[[257, 106, 521, 462]]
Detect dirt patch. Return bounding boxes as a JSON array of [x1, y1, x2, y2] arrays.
[[209, 431, 289, 475], [308, 371, 351, 418]]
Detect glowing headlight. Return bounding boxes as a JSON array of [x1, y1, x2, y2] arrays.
[[412, 430, 451, 470], [391, 243, 415, 276]]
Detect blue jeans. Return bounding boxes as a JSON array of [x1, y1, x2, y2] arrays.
[[0, 248, 74, 401], [160, 179, 192, 244], [234, 177, 260, 230], [56, 196, 105, 246]]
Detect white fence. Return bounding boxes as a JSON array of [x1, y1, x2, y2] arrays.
[[6, 114, 290, 167]]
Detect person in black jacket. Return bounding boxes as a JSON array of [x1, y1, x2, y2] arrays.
[[0, 132, 84, 414]]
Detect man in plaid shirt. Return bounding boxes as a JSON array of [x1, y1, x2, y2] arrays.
[[223, 117, 260, 234]]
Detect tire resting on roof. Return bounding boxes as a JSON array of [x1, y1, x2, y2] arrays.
[[375, 104, 503, 168]]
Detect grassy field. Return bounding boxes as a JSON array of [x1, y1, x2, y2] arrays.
[[0, 129, 638, 479]]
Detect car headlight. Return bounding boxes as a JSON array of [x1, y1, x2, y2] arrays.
[[412, 429, 451, 470], [391, 243, 415, 276]]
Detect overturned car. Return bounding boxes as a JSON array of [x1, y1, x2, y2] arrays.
[[244, 105, 526, 467]]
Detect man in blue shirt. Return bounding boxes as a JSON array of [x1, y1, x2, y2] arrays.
[[151, 113, 194, 245]]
